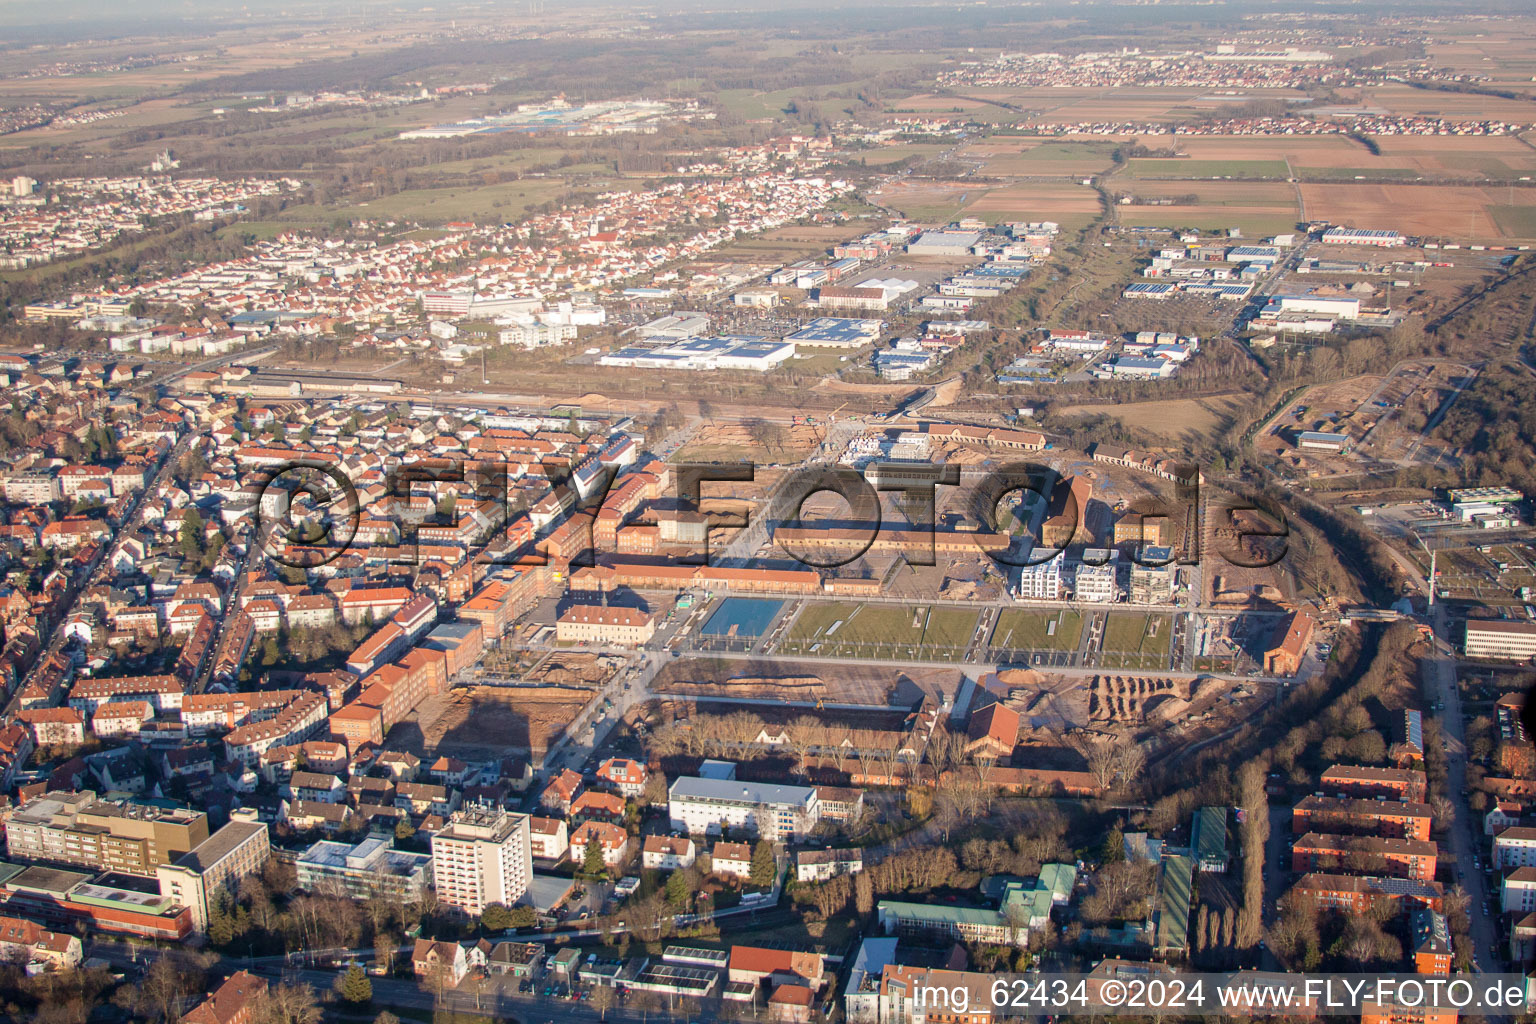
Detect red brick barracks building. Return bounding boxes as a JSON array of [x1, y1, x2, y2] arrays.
[[1292, 794, 1432, 841]]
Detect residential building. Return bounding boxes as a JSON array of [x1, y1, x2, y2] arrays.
[[1502, 867, 1536, 915], [596, 757, 649, 798], [412, 939, 468, 987], [0, 914, 84, 970], [182, 971, 268, 1024], [1288, 873, 1444, 915], [712, 841, 753, 879], [527, 816, 569, 862], [1291, 833, 1437, 881], [1321, 764, 1428, 803], [6, 791, 209, 875], [1495, 827, 1536, 869], [795, 848, 863, 883], [430, 807, 532, 915], [668, 776, 820, 841], [1292, 795, 1431, 841], [570, 820, 630, 868], [642, 835, 696, 871], [1016, 557, 1062, 600], [1073, 559, 1119, 603]]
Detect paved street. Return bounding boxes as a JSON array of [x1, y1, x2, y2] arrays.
[[1426, 600, 1504, 974]]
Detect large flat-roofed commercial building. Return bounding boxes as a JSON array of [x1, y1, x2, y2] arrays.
[[1321, 227, 1404, 247], [785, 317, 883, 348], [667, 776, 820, 840], [155, 818, 271, 933], [431, 807, 532, 915], [906, 230, 983, 255], [634, 312, 711, 341], [296, 836, 433, 901], [1464, 619, 1536, 662], [6, 791, 209, 876]]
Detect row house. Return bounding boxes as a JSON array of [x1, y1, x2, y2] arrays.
[[16, 706, 87, 746], [69, 674, 184, 714], [182, 690, 304, 735], [223, 692, 329, 766]]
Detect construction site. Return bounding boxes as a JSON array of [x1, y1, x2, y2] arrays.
[[412, 652, 625, 761]]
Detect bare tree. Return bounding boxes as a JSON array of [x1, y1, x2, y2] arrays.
[[783, 715, 821, 776], [252, 983, 321, 1024]]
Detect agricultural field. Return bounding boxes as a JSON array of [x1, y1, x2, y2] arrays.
[[1099, 612, 1174, 669], [1124, 159, 1292, 179], [990, 609, 1085, 651], [1297, 182, 1536, 240], [959, 182, 1104, 229], [780, 601, 979, 661], [866, 179, 978, 223], [957, 137, 1121, 176], [1114, 206, 1300, 238], [1115, 178, 1300, 238]]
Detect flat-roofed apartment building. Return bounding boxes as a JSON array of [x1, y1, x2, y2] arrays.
[[6, 791, 209, 875], [1464, 619, 1536, 662], [430, 807, 532, 915], [667, 776, 820, 841], [295, 835, 433, 902], [155, 818, 271, 933]]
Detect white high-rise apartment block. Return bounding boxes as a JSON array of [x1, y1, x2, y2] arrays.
[[430, 807, 532, 915], [1016, 556, 1062, 600]]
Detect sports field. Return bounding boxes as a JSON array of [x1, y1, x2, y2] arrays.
[[1100, 612, 1174, 669], [990, 609, 1084, 651], [780, 602, 979, 661]]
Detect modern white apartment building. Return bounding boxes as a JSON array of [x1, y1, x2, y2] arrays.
[[1073, 556, 1119, 603], [1016, 557, 1062, 600], [667, 776, 820, 841], [431, 807, 532, 915]]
